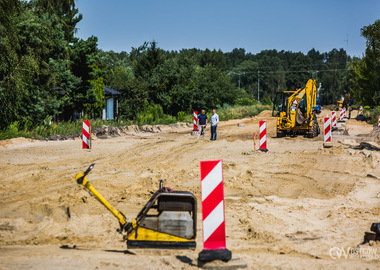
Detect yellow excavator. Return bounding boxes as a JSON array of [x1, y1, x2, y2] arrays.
[[272, 79, 320, 138], [337, 94, 352, 118]]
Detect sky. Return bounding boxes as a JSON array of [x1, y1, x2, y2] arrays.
[[75, 0, 380, 57]]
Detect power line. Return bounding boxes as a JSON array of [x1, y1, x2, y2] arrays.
[[228, 68, 347, 76], [231, 61, 349, 72]]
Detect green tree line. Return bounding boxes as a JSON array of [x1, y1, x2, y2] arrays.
[[1, 0, 379, 131]]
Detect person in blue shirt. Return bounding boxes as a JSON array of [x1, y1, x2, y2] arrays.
[[210, 109, 219, 140], [197, 109, 208, 140]]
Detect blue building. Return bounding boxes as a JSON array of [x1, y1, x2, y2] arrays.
[[103, 86, 121, 120]]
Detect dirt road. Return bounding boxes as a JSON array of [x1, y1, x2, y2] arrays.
[[1, 110, 380, 269]]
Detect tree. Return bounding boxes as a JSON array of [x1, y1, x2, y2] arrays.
[[107, 65, 148, 119], [70, 36, 99, 116], [34, 0, 82, 43], [348, 20, 380, 106]]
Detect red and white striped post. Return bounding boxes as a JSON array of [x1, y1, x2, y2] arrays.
[[259, 120, 268, 152], [192, 111, 198, 135], [339, 108, 345, 121], [358, 106, 363, 116], [332, 111, 337, 130], [378, 116, 380, 127], [323, 117, 332, 148], [82, 120, 91, 149], [198, 160, 231, 264]]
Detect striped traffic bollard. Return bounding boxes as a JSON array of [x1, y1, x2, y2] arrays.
[[198, 160, 231, 264], [259, 120, 268, 152], [82, 120, 91, 149], [332, 111, 337, 130], [342, 107, 346, 119], [339, 108, 345, 122], [378, 116, 380, 127], [323, 117, 332, 148], [359, 106, 363, 116], [192, 111, 198, 135]]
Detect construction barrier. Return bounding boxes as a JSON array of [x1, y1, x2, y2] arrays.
[[358, 106, 363, 116], [378, 116, 380, 127], [339, 108, 345, 121], [82, 120, 91, 149], [198, 160, 231, 263], [323, 117, 332, 148], [192, 111, 198, 135], [332, 111, 337, 130], [259, 120, 268, 152]]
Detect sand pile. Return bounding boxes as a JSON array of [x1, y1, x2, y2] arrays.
[[1, 114, 380, 269]]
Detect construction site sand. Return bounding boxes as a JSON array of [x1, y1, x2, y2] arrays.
[[1, 110, 380, 269]]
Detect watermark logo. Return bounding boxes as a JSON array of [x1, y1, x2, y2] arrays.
[[329, 246, 379, 260]]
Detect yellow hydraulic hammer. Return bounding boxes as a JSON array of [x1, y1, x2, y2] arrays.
[[75, 164, 197, 249]]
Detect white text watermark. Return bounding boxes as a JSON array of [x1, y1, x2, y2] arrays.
[[329, 246, 380, 260]]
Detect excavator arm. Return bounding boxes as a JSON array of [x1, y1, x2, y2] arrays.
[[286, 88, 306, 127]]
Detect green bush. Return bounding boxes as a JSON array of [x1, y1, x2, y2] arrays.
[[218, 104, 271, 121], [368, 106, 380, 125], [261, 97, 272, 105], [177, 111, 186, 121], [135, 103, 177, 125], [234, 97, 257, 106]]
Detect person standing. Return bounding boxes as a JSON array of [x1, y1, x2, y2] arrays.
[[197, 109, 207, 140], [210, 109, 219, 140]]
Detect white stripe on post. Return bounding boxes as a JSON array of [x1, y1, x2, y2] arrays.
[[83, 123, 89, 134]]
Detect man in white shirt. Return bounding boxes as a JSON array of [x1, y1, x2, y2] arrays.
[[210, 109, 219, 140]]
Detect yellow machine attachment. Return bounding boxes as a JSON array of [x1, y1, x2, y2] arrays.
[[337, 94, 352, 118], [273, 79, 320, 138], [75, 164, 197, 249]]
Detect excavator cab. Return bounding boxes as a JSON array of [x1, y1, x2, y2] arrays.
[[272, 92, 292, 117]]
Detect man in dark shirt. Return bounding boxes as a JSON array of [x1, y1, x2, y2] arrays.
[[197, 109, 208, 140]]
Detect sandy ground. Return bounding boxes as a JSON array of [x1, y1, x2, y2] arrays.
[[1, 110, 380, 269]]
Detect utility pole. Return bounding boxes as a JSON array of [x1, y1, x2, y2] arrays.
[[229, 72, 244, 89], [344, 33, 349, 62], [257, 71, 260, 102]]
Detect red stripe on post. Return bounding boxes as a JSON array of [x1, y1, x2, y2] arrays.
[[204, 221, 226, 250], [200, 160, 221, 180]]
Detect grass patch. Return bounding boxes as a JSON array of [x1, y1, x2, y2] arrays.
[[217, 104, 271, 121], [0, 104, 272, 140], [364, 106, 380, 126]]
